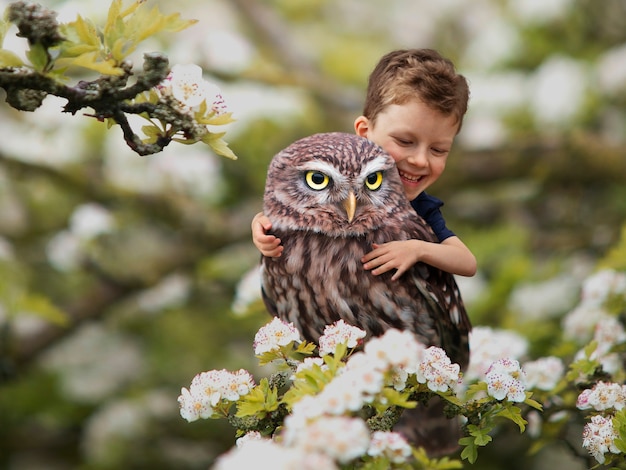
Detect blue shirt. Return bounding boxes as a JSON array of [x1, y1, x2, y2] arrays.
[[410, 192, 455, 242]]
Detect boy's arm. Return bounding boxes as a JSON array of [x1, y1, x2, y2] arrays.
[[251, 212, 283, 257], [361, 236, 476, 280]]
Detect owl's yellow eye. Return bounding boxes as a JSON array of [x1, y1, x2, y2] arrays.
[[365, 171, 383, 190], [305, 171, 330, 190]]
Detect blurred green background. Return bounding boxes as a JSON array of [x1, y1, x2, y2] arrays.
[[1, 0, 625, 468]]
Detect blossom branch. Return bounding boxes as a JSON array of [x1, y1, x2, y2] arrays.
[[0, 1, 236, 158]]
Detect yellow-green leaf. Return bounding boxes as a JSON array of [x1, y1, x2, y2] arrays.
[[0, 49, 24, 67], [235, 378, 278, 419], [55, 52, 123, 76], [58, 43, 100, 58], [69, 15, 101, 47], [141, 124, 163, 143], [196, 111, 236, 126], [17, 294, 68, 326], [0, 18, 12, 46], [26, 43, 48, 72], [202, 134, 238, 160]]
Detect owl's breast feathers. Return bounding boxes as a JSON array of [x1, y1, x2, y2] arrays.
[[261, 222, 471, 369]]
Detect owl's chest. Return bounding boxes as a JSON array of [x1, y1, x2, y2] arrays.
[[273, 230, 372, 275]]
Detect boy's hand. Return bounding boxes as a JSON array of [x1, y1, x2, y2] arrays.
[[361, 241, 420, 281], [252, 212, 283, 257]]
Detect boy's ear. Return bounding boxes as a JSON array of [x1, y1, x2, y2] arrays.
[[354, 116, 369, 137]]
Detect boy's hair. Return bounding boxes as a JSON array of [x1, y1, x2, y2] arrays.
[[363, 49, 470, 133]]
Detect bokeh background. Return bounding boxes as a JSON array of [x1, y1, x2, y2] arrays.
[[1, 0, 625, 468]]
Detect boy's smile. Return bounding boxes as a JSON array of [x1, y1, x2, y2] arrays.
[[354, 99, 459, 201]]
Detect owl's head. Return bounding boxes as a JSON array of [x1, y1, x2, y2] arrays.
[[263, 132, 409, 237]]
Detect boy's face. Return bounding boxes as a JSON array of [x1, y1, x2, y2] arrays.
[[354, 99, 458, 201]]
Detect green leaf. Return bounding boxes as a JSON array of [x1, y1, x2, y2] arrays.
[[379, 388, 417, 409], [0, 18, 10, 46], [612, 409, 626, 453], [196, 111, 236, 126], [26, 43, 48, 72], [523, 392, 543, 411], [0, 49, 24, 67], [459, 436, 478, 464], [464, 381, 488, 400], [201, 133, 238, 160], [103, 0, 197, 61], [55, 51, 123, 76], [140, 124, 163, 144], [294, 341, 317, 356], [235, 378, 278, 419], [282, 364, 335, 407], [16, 293, 68, 326], [57, 15, 101, 60], [496, 403, 527, 432]]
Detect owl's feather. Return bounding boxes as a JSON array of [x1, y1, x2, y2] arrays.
[[261, 132, 471, 455]]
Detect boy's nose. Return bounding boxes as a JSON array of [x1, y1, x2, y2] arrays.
[[407, 149, 428, 168]]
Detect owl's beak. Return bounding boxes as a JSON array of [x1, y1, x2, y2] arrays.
[[343, 190, 357, 222]]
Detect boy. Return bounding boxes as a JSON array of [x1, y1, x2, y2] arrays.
[[252, 48, 476, 280]]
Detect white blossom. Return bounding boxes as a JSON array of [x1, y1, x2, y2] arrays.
[[160, 63, 222, 110], [579, 269, 626, 307], [363, 329, 425, 373], [582, 415, 620, 464], [524, 356, 565, 391], [69, 203, 114, 240], [253, 317, 302, 355], [466, 327, 528, 382], [178, 386, 212, 422], [289, 416, 370, 464], [178, 368, 255, 421], [213, 439, 334, 470], [235, 431, 265, 448], [577, 382, 626, 412], [318, 319, 366, 356], [485, 358, 527, 402], [416, 346, 461, 393], [367, 431, 412, 464], [562, 303, 612, 344]]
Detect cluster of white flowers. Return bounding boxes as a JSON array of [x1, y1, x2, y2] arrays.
[[288, 415, 371, 463], [523, 356, 564, 391], [577, 382, 626, 412], [580, 269, 626, 307], [582, 415, 620, 464], [563, 269, 626, 345], [485, 358, 527, 402], [465, 326, 528, 383], [318, 319, 366, 356], [178, 369, 255, 422], [253, 317, 302, 355], [561, 269, 626, 464], [367, 431, 413, 464], [214, 437, 338, 470], [279, 325, 462, 465], [416, 346, 461, 393], [158, 63, 226, 113], [182, 317, 544, 468]]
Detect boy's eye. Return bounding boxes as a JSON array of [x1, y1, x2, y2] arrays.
[[305, 170, 330, 190], [365, 171, 383, 190]]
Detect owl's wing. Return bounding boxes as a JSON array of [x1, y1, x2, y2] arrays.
[[409, 265, 470, 369], [259, 259, 279, 318]]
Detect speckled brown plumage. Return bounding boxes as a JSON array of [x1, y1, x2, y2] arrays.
[[261, 132, 471, 368]]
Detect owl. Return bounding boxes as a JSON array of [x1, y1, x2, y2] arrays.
[[261, 131, 471, 368], [260, 132, 471, 456]]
